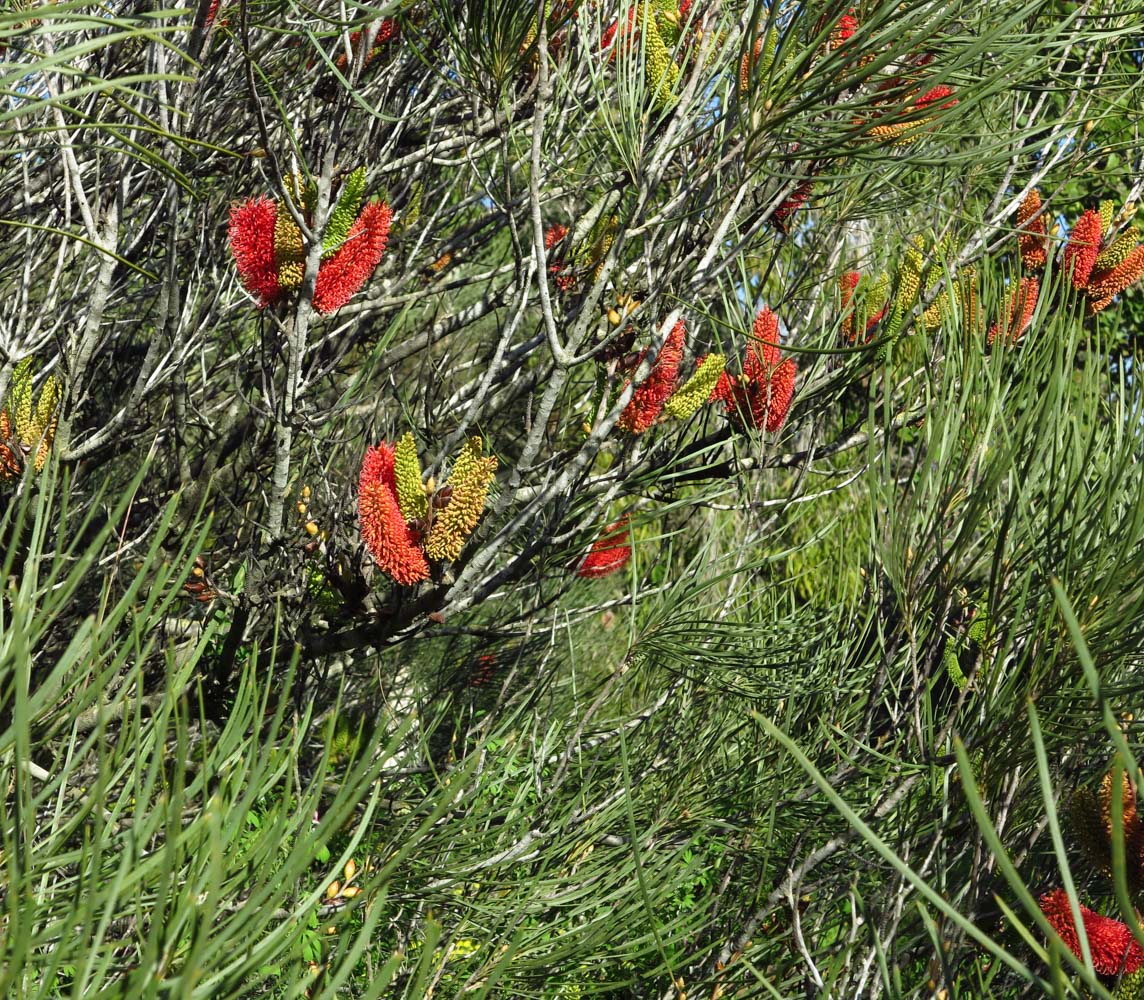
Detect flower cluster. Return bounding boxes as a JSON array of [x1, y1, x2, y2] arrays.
[[358, 434, 497, 585], [616, 320, 686, 433], [1038, 888, 1144, 976], [710, 308, 797, 433], [1012, 189, 1144, 315], [0, 357, 60, 481], [544, 216, 616, 294], [601, 2, 698, 110], [228, 167, 391, 313], [575, 517, 632, 579]]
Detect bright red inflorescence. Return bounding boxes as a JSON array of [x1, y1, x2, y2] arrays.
[[1038, 888, 1144, 975], [544, 224, 577, 291], [358, 443, 430, 586], [335, 19, 399, 73], [772, 180, 814, 233], [914, 84, 958, 110], [228, 196, 283, 307], [711, 308, 798, 432], [576, 517, 632, 579], [312, 201, 392, 314], [617, 320, 686, 433], [832, 9, 858, 46], [1064, 209, 1103, 290], [987, 276, 1039, 346]]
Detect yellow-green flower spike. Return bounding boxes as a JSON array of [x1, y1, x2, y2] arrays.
[[424, 438, 498, 563], [394, 432, 428, 522], [1115, 968, 1144, 1000], [1094, 228, 1140, 272], [642, 4, 679, 110], [10, 357, 34, 442], [1099, 199, 1115, 235], [322, 167, 367, 258], [665, 354, 725, 419], [275, 208, 305, 290]]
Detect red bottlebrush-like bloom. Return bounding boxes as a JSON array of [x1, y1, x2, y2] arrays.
[[576, 517, 632, 579], [228, 196, 283, 307], [712, 308, 797, 432], [987, 277, 1039, 346], [1064, 209, 1103, 290], [832, 9, 858, 46], [617, 320, 686, 433], [544, 224, 577, 292], [312, 201, 392, 314], [335, 18, 398, 73], [358, 443, 430, 586], [1038, 889, 1144, 975], [772, 180, 814, 233], [914, 84, 957, 110]]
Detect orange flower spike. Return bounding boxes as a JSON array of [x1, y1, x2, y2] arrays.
[[1064, 209, 1103, 290], [1038, 888, 1144, 975], [358, 443, 429, 586], [987, 277, 1039, 346], [1086, 245, 1144, 311], [576, 517, 632, 579], [1016, 189, 1048, 271], [617, 320, 686, 434], [840, 271, 860, 342]]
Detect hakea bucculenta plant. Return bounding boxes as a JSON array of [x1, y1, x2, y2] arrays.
[[575, 516, 632, 579], [0, 357, 60, 481], [710, 308, 797, 433], [1038, 888, 1144, 977], [358, 434, 498, 584], [228, 167, 392, 314], [616, 319, 686, 433]]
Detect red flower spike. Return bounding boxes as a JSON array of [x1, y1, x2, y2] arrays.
[[617, 320, 686, 434], [228, 196, 283, 307], [312, 201, 392, 314], [335, 18, 398, 74], [831, 9, 857, 46], [576, 517, 632, 579], [772, 180, 814, 233], [1064, 209, 1103, 290], [1038, 889, 1144, 975], [987, 277, 1039, 346], [840, 271, 860, 342], [716, 308, 798, 432], [358, 443, 429, 586], [914, 84, 957, 110]]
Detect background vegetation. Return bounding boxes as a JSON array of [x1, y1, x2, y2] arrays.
[[3, 0, 1144, 996]]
